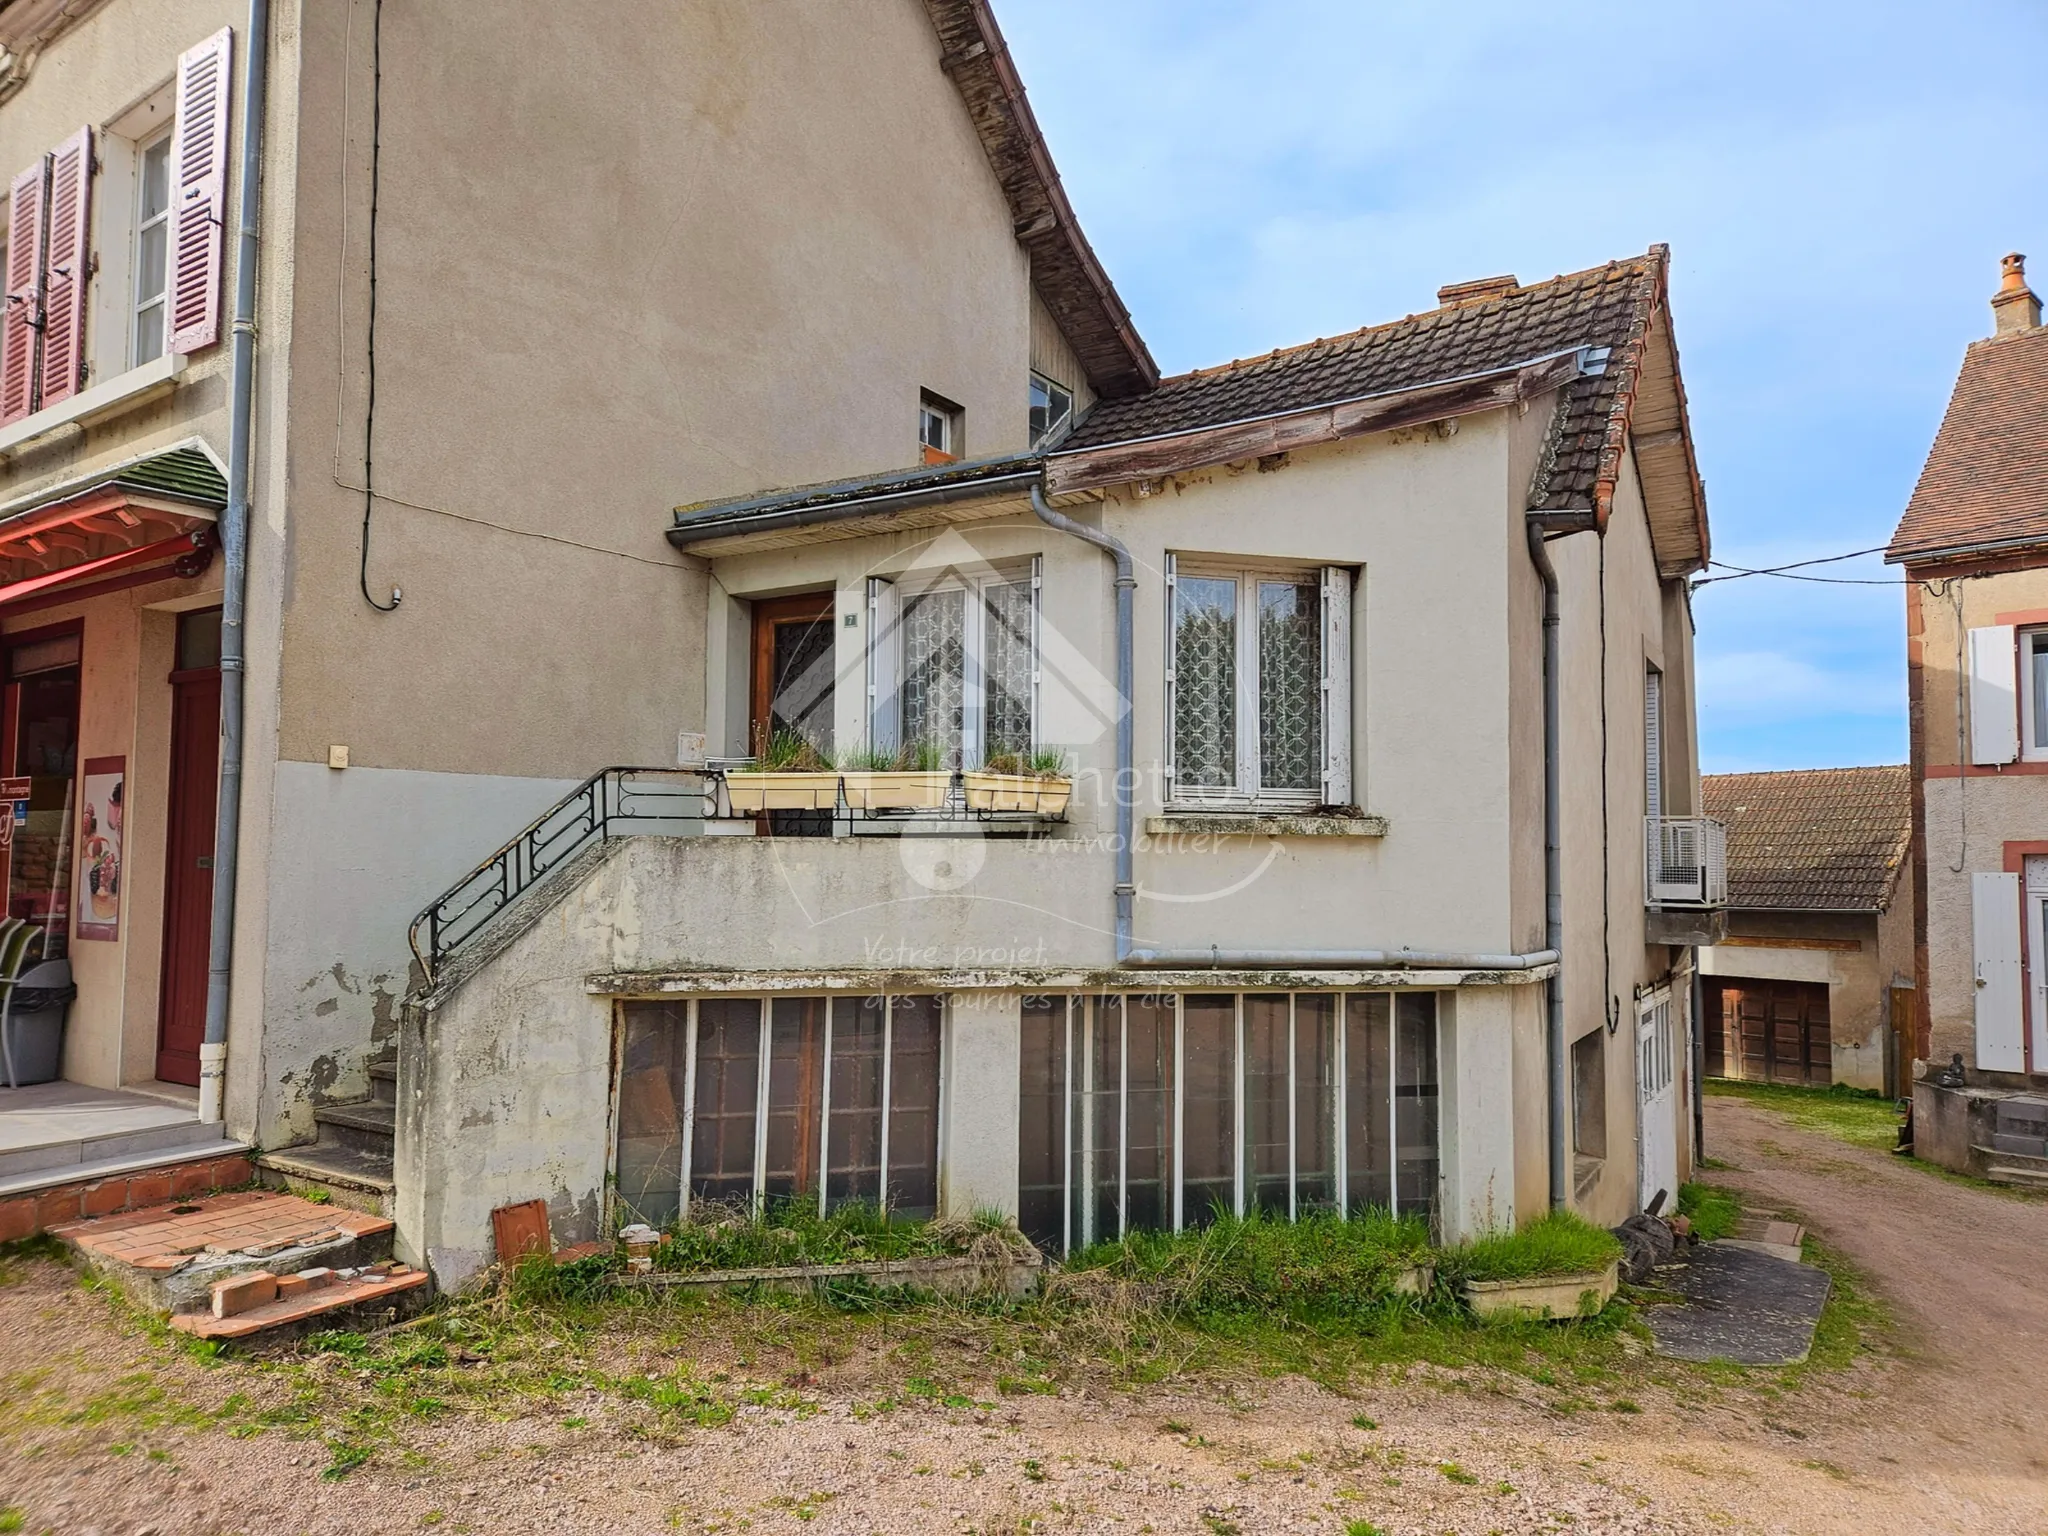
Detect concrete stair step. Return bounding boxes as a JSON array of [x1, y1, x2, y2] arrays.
[[1989, 1131, 2048, 1159], [312, 1097, 394, 1157], [1986, 1164, 2048, 1189], [1973, 1143, 2048, 1175], [367, 1058, 396, 1105], [0, 1135, 249, 1201], [0, 1113, 231, 1182], [257, 1143, 394, 1218]]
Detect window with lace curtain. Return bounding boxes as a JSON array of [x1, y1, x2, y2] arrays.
[[1166, 557, 1353, 808], [867, 561, 1038, 768]]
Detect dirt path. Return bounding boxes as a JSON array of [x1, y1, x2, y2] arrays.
[[1, 1104, 2045, 1535], [1706, 1093, 2048, 1468]]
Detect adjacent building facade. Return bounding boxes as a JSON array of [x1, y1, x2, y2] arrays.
[[1699, 766, 1912, 1094], [1890, 253, 2048, 1180]]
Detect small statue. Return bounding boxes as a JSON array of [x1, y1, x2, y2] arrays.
[[1931, 1051, 1966, 1089]]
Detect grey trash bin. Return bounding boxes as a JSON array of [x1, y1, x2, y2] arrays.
[[0, 957, 76, 1088]]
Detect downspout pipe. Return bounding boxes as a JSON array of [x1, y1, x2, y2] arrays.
[[1030, 485, 1135, 959], [198, 0, 267, 1125], [1528, 519, 1568, 1210], [1029, 482, 1563, 976]]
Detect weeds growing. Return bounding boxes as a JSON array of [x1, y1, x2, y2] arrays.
[[1439, 1211, 1622, 1283]]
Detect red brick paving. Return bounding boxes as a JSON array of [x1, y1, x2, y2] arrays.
[[172, 1265, 428, 1339], [49, 1188, 389, 1270], [0, 1154, 254, 1243]]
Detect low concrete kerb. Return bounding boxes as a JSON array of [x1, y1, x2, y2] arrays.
[[614, 1251, 1044, 1300]]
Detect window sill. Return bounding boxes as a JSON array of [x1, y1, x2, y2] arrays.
[[0, 352, 187, 458], [1146, 809, 1388, 838]]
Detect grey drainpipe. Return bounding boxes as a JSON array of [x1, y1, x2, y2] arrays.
[[1527, 521, 1568, 1209], [1029, 483, 1561, 975], [198, 0, 267, 1125]]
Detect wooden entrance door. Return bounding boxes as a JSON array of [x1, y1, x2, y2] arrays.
[[155, 611, 222, 1086], [1724, 980, 1831, 1087], [749, 592, 837, 756]]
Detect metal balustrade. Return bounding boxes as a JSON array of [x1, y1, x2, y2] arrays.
[[408, 768, 707, 985]]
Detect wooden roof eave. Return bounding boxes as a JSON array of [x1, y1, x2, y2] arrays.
[[1619, 301, 1711, 580]]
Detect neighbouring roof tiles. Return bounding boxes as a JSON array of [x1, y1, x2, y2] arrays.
[[1702, 765, 1911, 912]]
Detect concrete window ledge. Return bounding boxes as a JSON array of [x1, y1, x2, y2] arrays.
[[0, 352, 187, 458], [1145, 810, 1389, 838]]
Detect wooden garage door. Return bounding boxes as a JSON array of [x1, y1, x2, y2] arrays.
[[1722, 980, 1831, 1087]]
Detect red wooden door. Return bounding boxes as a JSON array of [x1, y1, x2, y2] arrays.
[[155, 662, 220, 1085]]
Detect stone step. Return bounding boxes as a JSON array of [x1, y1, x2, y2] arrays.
[[1986, 1164, 2048, 1190], [312, 1097, 394, 1157], [49, 1189, 395, 1313], [1989, 1131, 2048, 1159], [0, 1107, 231, 1183], [1993, 1097, 2048, 1137], [367, 1058, 397, 1105], [1972, 1143, 2048, 1175], [256, 1143, 395, 1217]]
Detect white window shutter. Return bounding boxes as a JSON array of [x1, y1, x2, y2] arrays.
[[1968, 625, 2019, 766], [1643, 668, 1664, 820], [866, 576, 899, 754], [1973, 870, 2026, 1072], [1029, 554, 1043, 750], [1162, 552, 1178, 796], [1320, 565, 1353, 806]]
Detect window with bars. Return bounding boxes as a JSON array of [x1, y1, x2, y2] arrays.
[[1018, 991, 1439, 1254], [868, 563, 1037, 768], [1165, 557, 1352, 807], [613, 995, 943, 1227]]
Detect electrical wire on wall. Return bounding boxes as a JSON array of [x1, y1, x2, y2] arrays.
[[357, 0, 398, 612]]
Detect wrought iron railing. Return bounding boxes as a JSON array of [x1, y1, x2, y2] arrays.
[[1644, 814, 1728, 909], [408, 767, 707, 985]]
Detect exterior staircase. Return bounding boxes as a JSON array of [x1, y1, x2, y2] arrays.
[[256, 1050, 395, 1215], [1976, 1095, 2048, 1190]]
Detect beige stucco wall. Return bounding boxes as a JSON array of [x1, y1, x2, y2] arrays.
[[1908, 562, 2048, 1071]]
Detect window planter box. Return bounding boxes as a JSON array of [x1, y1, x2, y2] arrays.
[[840, 770, 953, 811], [1460, 1260, 1619, 1320], [722, 771, 841, 813], [962, 771, 1071, 816]]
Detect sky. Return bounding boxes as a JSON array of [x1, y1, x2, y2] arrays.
[[997, 0, 2048, 773]]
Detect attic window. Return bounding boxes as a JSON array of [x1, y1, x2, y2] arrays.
[[919, 394, 960, 466], [1028, 371, 1072, 446]]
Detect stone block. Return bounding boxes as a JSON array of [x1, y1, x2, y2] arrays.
[[211, 1270, 278, 1318]]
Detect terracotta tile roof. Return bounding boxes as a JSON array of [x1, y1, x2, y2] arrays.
[[1057, 251, 1661, 516], [1702, 765, 1911, 912], [1887, 324, 2048, 563]]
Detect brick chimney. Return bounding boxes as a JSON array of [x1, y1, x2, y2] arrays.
[[1992, 252, 2041, 336], [1437, 274, 1519, 308]]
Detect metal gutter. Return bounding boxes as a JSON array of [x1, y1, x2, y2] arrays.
[[198, 0, 265, 1125], [1888, 529, 2048, 567], [1527, 519, 1568, 1210]]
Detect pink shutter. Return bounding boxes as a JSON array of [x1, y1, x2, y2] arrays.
[[167, 26, 232, 355], [0, 159, 49, 424], [37, 126, 92, 408]]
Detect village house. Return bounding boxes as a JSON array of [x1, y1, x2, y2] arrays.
[[1890, 253, 2048, 1183], [0, 0, 1724, 1279], [1698, 766, 1913, 1094]]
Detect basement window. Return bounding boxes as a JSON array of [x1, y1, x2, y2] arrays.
[[614, 995, 943, 1227], [1018, 991, 1439, 1255]]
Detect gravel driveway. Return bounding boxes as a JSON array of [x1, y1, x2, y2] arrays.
[[1, 1096, 2043, 1535]]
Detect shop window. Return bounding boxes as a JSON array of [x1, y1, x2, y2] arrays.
[[2, 627, 79, 959], [613, 994, 943, 1229], [1017, 991, 1438, 1255]]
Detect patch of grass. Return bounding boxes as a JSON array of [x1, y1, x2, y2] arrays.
[[1061, 1208, 1433, 1326], [1438, 1461, 1480, 1485], [1440, 1211, 1621, 1283], [1676, 1182, 1741, 1242], [0, 1507, 22, 1533], [1705, 1079, 1898, 1150], [1793, 1236, 1892, 1375], [1345, 1523, 1387, 1536], [648, 1198, 1027, 1274], [1349, 1412, 1377, 1430]]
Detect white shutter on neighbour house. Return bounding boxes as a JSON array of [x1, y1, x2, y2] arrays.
[[1972, 870, 2026, 1072], [1968, 625, 2020, 766], [1320, 566, 1352, 806], [865, 576, 899, 754]]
